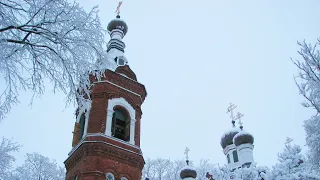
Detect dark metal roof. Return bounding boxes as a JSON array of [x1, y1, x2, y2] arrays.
[[180, 167, 197, 179], [233, 132, 254, 146], [220, 129, 240, 149], [107, 15, 128, 35]]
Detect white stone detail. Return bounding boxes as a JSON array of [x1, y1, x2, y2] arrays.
[[129, 118, 136, 144], [106, 172, 115, 180], [75, 110, 90, 139], [224, 144, 241, 170], [83, 111, 90, 138], [105, 97, 136, 145], [106, 109, 115, 136], [236, 143, 254, 166]]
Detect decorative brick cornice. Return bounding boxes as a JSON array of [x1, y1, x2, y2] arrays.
[[65, 145, 84, 171], [64, 141, 144, 172]]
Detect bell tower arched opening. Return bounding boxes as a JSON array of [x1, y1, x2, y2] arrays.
[[112, 107, 130, 141]]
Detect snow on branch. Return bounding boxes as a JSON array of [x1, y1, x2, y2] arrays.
[[0, 0, 111, 120], [293, 39, 320, 114], [0, 137, 21, 177]]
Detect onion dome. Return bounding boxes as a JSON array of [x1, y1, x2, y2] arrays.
[[220, 128, 240, 149], [180, 166, 197, 179], [115, 65, 137, 81], [107, 15, 128, 35], [233, 131, 254, 146]]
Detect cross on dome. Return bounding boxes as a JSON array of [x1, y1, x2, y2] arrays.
[[226, 103, 237, 127], [115, 1, 123, 15], [184, 147, 190, 165], [235, 112, 244, 130]]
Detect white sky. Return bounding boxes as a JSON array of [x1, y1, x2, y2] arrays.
[[1, 0, 320, 170]]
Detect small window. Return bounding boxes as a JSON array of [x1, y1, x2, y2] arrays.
[[112, 108, 130, 141], [121, 177, 128, 180], [233, 150, 239, 163], [106, 173, 115, 180], [79, 114, 86, 140], [118, 58, 125, 66], [227, 154, 231, 164], [114, 56, 126, 66], [74, 175, 78, 180]]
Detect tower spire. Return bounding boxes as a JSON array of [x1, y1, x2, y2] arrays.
[[105, 3, 129, 68]]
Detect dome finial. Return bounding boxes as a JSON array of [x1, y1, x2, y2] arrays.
[[226, 103, 237, 127], [235, 112, 244, 130], [184, 147, 190, 165]]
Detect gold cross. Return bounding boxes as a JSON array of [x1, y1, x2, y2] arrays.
[[184, 147, 190, 161], [115, 1, 123, 15], [226, 103, 237, 121], [235, 112, 244, 127]]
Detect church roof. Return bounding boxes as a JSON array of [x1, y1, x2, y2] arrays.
[[233, 130, 254, 146], [180, 165, 197, 179], [220, 128, 240, 149], [115, 65, 137, 81], [107, 15, 128, 35]]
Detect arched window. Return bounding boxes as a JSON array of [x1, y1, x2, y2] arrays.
[[233, 150, 239, 163], [112, 108, 130, 141], [79, 114, 85, 140], [74, 175, 78, 180], [121, 177, 128, 180], [106, 173, 115, 180], [227, 154, 231, 163]]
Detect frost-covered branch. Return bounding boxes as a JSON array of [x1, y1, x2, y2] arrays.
[[0, 0, 111, 120], [0, 137, 20, 178], [293, 39, 320, 114], [7, 152, 65, 180], [293, 39, 320, 171]]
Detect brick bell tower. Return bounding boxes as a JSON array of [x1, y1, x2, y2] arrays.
[[64, 12, 147, 180]]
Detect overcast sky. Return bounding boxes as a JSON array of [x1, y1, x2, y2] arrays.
[[1, 0, 320, 170]]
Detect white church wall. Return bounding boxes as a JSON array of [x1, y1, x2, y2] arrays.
[[237, 143, 254, 165]]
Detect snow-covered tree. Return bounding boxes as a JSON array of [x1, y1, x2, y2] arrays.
[[206, 165, 231, 180], [142, 158, 177, 180], [293, 39, 320, 170], [0, 137, 20, 179], [304, 115, 320, 170], [142, 158, 158, 180], [196, 159, 214, 180], [206, 164, 268, 180], [154, 158, 171, 180], [143, 158, 206, 180], [233, 164, 269, 180], [8, 152, 65, 180], [293, 40, 320, 113], [0, 0, 109, 120], [269, 137, 320, 180], [164, 160, 186, 180]]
